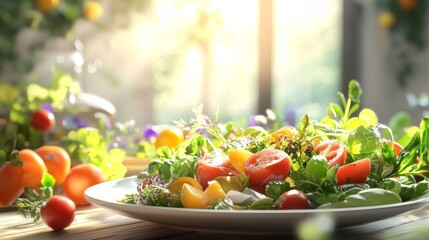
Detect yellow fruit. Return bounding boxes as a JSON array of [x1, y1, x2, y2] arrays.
[[36, 0, 59, 13], [202, 181, 226, 207], [155, 127, 184, 149], [398, 0, 417, 11], [378, 12, 396, 29], [180, 183, 203, 208], [170, 177, 203, 194], [228, 149, 253, 173], [270, 126, 298, 143], [84, 1, 103, 21]]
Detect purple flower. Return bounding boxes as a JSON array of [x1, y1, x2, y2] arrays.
[[40, 103, 54, 113], [144, 125, 158, 140], [94, 112, 112, 129], [248, 115, 267, 128], [72, 116, 90, 129], [284, 107, 296, 126]]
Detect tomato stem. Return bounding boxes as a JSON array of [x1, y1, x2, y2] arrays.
[[9, 150, 23, 167]]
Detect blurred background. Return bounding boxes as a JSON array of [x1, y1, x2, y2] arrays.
[[0, 0, 428, 128]]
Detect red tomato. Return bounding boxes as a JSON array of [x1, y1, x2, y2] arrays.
[[0, 163, 24, 206], [36, 146, 71, 186], [314, 140, 347, 168], [30, 109, 55, 132], [244, 149, 291, 188], [336, 158, 371, 185], [19, 149, 47, 189], [62, 164, 105, 205], [197, 153, 238, 189], [275, 190, 310, 210], [40, 196, 76, 231]]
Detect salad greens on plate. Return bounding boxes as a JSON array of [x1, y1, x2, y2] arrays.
[[120, 80, 429, 210]]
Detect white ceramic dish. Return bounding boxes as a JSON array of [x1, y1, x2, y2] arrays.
[[85, 176, 429, 234]]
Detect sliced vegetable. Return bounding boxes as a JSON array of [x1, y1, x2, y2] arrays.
[[228, 149, 253, 173], [180, 184, 203, 208], [314, 140, 347, 168], [202, 181, 226, 207], [244, 149, 291, 189], [336, 158, 371, 185], [170, 177, 203, 194], [197, 153, 238, 189]]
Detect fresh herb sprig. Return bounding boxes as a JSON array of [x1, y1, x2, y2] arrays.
[[13, 173, 56, 221]]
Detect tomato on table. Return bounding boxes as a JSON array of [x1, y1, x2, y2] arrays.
[[62, 164, 105, 205], [30, 109, 55, 132], [275, 190, 310, 210], [336, 158, 371, 185], [35, 146, 71, 186], [314, 140, 347, 168], [40, 196, 76, 231], [197, 153, 238, 189], [244, 149, 291, 189], [19, 149, 48, 189], [0, 163, 24, 206]]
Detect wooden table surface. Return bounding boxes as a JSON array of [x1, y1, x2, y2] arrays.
[[2, 202, 429, 240]]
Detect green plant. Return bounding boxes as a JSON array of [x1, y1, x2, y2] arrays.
[[375, 0, 428, 86]]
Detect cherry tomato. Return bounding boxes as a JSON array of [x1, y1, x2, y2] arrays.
[[314, 140, 347, 168], [63, 164, 105, 205], [36, 146, 71, 186], [197, 153, 238, 189], [40, 196, 76, 231], [19, 149, 47, 189], [336, 158, 371, 185], [381, 140, 403, 157], [0, 163, 24, 206], [275, 190, 310, 210], [244, 149, 291, 189], [30, 109, 55, 132]]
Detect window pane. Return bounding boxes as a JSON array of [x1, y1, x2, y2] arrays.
[[273, 0, 342, 124], [153, 0, 258, 124]]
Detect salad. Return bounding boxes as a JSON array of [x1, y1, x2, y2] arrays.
[[120, 80, 429, 210]]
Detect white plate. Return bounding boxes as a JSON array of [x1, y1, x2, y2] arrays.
[[85, 176, 429, 234]]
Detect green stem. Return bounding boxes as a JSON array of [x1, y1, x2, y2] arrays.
[[343, 98, 352, 123]]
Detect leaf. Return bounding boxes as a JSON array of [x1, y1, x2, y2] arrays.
[[419, 117, 429, 166], [319, 189, 401, 208], [359, 108, 378, 127], [265, 181, 292, 201], [40, 172, 55, 188], [395, 132, 420, 174], [329, 103, 344, 118], [298, 114, 309, 137], [348, 103, 360, 116], [348, 80, 362, 103], [338, 92, 347, 109], [305, 156, 329, 185], [346, 126, 380, 155]]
